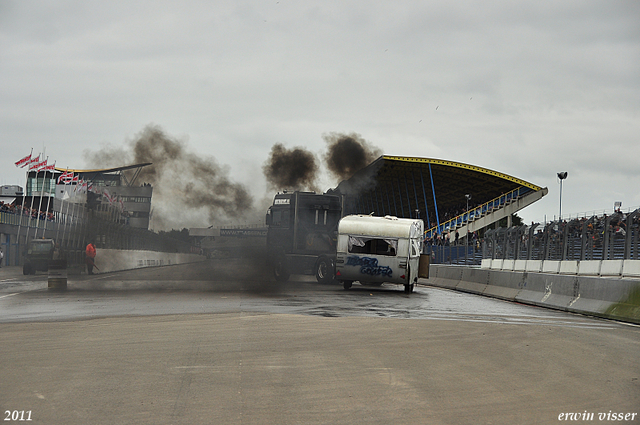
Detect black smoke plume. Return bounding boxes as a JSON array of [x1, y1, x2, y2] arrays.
[[323, 132, 382, 182], [83, 124, 253, 230], [262, 143, 319, 191]]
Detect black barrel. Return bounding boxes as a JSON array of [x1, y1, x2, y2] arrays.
[[48, 259, 68, 290]]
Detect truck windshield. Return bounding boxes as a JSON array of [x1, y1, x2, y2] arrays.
[[271, 209, 290, 227], [29, 243, 52, 253]]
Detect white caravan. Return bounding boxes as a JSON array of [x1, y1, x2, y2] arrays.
[[335, 215, 427, 294]]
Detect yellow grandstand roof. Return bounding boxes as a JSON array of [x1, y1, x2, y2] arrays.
[[333, 155, 545, 222], [382, 156, 542, 191], [53, 163, 152, 174]]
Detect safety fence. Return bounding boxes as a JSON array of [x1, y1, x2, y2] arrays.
[[482, 209, 640, 261], [424, 244, 482, 266], [1, 203, 197, 268]]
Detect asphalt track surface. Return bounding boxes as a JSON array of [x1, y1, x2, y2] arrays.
[[1, 259, 639, 425]]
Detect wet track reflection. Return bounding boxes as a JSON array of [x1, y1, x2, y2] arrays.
[[0, 259, 623, 330]]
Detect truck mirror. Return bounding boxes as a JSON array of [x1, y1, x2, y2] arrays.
[[265, 209, 272, 225]]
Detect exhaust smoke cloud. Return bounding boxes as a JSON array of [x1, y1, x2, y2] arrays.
[[262, 143, 319, 192], [323, 132, 383, 182], [83, 124, 254, 230], [84, 125, 382, 230]]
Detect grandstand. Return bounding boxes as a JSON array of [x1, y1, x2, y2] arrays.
[[332, 155, 548, 242]]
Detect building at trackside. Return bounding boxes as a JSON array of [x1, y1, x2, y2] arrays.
[[24, 163, 153, 230]]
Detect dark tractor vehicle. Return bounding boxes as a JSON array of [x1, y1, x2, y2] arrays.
[[265, 191, 344, 283], [23, 238, 56, 275]]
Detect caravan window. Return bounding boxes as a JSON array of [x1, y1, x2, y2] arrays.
[[348, 236, 398, 256]]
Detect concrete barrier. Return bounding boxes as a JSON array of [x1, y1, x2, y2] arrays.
[[600, 260, 623, 276], [487, 270, 524, 300], [542, 260, 560, 274], [490, 259, 503, 270], [426, 264, 640, 325], [517, 273, 578, 311], [578, 260, 601, 276], [559, 260, 578, 275], [90, 249, 206, 274], [525, 260, 542, 273], [569, 277, 637, 318], [513, 260, 527, 272], [456, 268, 489, 295], [429, 265, 463, 290], [622, 260, 640, 278], [502, 259, 514, 271]]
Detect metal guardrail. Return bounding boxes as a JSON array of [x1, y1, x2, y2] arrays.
[[482, 209, 640, 261], [0, 210, 55, 231]]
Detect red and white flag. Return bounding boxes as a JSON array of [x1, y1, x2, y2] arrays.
[[43, 161, 55, 172], [27, 155, 41, 170], [74, 179, 88, 192], [34, 158, 48, 171], [15, 150, 32, 168], [58, 170, 75, 184], [103, 189, 114, 205]]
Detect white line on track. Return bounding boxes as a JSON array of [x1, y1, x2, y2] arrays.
[[0, 293, 20, 300], [90, 274, 114, 280]]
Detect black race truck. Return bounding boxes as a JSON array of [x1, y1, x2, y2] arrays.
[[265, 191, 344, 283]]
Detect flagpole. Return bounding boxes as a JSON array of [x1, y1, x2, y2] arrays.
[[34, 157, 48, 239], [73, 181, 85, 253], [58, 169, 71, 247], [34, 147, 46, 239], [15, 168, 29, 264], [15, 149, 33, 249], [15, 169, 29, 252], [25, 154, 41, 242], [61, 195, 72, 250]]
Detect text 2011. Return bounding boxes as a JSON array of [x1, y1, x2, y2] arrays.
[[4, 411, 32, 421]]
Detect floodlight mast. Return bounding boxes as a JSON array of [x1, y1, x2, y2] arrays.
[[557, 172, 568, 219]]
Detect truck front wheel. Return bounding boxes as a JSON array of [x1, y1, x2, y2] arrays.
[[315, 256, 334, 284], [273, 256, 290, 282]]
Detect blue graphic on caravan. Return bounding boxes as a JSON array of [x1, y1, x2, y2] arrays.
[[346, 256, 393, 277]]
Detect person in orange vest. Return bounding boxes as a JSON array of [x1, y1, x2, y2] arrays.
[[85, 241, 97, 275]]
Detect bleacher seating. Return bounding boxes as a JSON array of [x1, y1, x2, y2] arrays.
[[424, 186, 535, 240]]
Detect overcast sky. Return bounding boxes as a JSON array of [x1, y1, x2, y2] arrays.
[[1, 0, 639, 228]]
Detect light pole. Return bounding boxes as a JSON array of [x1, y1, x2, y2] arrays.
[[465, 194, 471, 264], [557, 172, 568, 220]]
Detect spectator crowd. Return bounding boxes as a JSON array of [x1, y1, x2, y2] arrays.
[[0, 201, 55, 222]]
